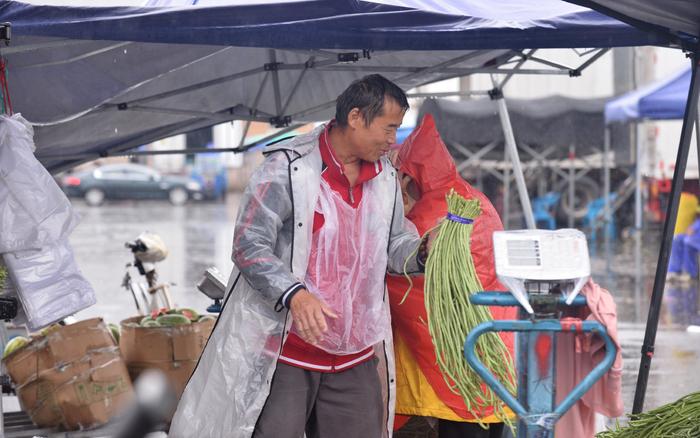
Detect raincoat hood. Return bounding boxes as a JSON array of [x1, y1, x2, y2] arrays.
[[397, 114, 457, 196], [396, 113, 497, 237]]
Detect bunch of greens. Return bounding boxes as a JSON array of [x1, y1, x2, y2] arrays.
[[597, 392, 700, 438]]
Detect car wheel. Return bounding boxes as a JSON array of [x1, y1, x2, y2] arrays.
[[84, 188, 105, 206], [168, 187, 188, 206]]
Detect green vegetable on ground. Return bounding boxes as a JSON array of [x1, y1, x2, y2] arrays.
[[597, 392, 700, 438], [417, 190, 516, 428]]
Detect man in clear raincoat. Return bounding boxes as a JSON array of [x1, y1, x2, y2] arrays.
[[169, 75, 425, 438]]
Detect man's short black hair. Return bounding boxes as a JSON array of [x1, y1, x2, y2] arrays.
[[335, 74, 409, 127]]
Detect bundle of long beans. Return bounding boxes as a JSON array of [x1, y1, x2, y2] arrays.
[[424, 190, 515, 427], [597, 392, 700, 438]]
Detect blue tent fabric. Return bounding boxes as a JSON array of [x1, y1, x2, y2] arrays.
[[605, 67, 691, 123], [0, 0, 674, 172], [0, 0, 669, 50]]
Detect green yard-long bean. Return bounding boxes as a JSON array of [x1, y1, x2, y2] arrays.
[[597, 392, 700, 438], [422, 190, 516, 427]]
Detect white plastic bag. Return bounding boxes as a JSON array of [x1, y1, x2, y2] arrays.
[[295, 178, 391, 354], [2, 238, 96, 332], [134, 231, 169, 263], [0, 114, 79, 253]]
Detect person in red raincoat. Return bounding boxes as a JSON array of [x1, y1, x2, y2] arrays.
[[388, 114, 517, 438]]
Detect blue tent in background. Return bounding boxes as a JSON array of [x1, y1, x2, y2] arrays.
[[605, 67, 691, 123]]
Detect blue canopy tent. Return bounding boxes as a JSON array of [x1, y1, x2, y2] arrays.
[[606, 66, 691, 123], [0, 0, 674, 230], [0, 0, 671, 175]]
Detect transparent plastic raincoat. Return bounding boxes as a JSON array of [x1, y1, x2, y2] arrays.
[[169, 125, 422, 438]]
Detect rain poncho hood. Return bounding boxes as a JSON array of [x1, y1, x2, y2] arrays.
[[396, 113, 461, 201], [389, 114, 516, 422]]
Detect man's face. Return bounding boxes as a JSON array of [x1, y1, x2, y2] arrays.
[[348, 98, 405, 162]]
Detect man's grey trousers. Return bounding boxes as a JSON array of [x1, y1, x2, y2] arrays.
[[253, 358, 384, 438]]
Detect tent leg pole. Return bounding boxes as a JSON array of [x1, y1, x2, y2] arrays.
[[604, 127, 612, 283], [495, 93, 536, 229], [633, 54, 700, 414], [504, 166, 510, 229], [568, 144, 575, 228], [696, 98, 700, 177], [634, 122, 643, 324]]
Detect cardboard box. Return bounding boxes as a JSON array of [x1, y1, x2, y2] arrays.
[[119, 316, 214, 398], [3, 318, 134, 430]]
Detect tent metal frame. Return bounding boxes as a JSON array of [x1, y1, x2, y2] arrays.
[[91, 47, 607, 131], [448, 138, 618, 229], [33, 45, 612, 233]]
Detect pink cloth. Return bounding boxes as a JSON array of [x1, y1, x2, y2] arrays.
[[554, 279, 624, 438]]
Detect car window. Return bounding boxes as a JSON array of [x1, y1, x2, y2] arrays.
[[95, 165, 160, 182], [122, 168, 152, 182], [96, 169, 126, 180]]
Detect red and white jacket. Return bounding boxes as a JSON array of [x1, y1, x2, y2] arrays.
[[278, 122, 382, 372]]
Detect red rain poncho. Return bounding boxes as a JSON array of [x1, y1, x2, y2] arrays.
[[388, 114, 516, 425]]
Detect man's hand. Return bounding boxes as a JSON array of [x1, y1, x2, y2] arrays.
[[289, 289, 338, 345], [426, 228, 438, 253], [418, 228, 438, 267]]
